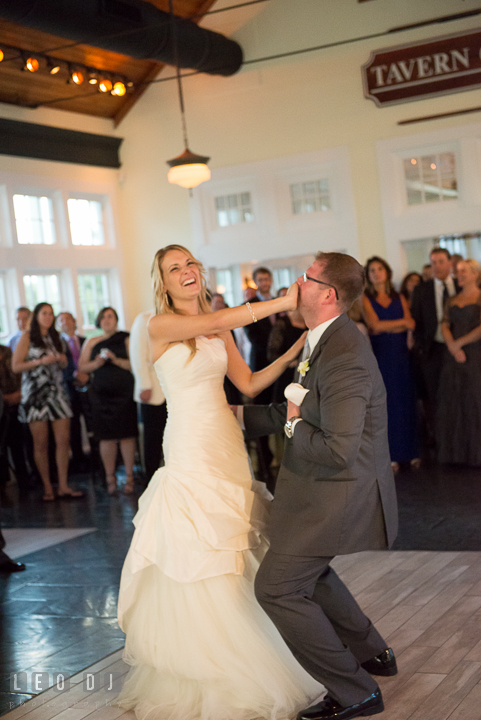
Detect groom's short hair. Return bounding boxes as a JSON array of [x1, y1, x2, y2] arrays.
[[315, 252, 365, 311]]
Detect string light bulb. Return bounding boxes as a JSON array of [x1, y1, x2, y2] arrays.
[[111, 81, 126, 97], [25, 57, 39, 72], [98, 78, 112, 93], [47, 59, 61, 75], [88, 71, 98, 85], [71, 69, 84, 85], [0, 49, 4, 63]]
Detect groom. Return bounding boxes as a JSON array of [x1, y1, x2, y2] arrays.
[[243, 252, 398, 720]]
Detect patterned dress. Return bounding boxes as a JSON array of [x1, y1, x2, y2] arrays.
[[18, 335, 72, 423]]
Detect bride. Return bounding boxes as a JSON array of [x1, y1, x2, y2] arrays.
[[117, 245, 324, 720]]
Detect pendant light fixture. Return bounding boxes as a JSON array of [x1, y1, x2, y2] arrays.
[[166, 0, 210, 190]]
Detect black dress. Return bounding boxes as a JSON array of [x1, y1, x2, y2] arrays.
[[89, 332, 138, 441], [267, 317, 305, 403], [436, 296, 481, 466]]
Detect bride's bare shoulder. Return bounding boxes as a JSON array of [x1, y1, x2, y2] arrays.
[[148, 313, 168, 337]]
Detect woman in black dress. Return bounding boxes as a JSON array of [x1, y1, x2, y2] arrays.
[[78, 307, 138, 494], [267, 308, 306, 402], [437, 259, 481, 466], [12, 302, 83, 501]]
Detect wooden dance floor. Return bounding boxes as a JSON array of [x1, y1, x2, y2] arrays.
[[3, 549, 481, 720]]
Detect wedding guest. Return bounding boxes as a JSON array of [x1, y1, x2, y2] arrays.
[[0, 345, 29, 491], [411, 247, 458, 445], [362, 257, 419, 471], [244, 268, 277, 479], [58, 312, 89, 469], [400, 272, 423, 307], [8, 307, 31, 352], [129, 311, 167, 483], [450, 253, 464, 279], [0, 392, 25, 572], [267, 308, 306, 403], [207, 295, 242, 405], [78, 307, 138, 495], [436, 259, 481, 466], [422, 263, 434, 281], [233, 288, 256, 365], [12, 303, 83, 501], [347, 297, 369, 337]]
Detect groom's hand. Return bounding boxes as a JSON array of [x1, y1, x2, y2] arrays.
[[287, 399, 301, 420]]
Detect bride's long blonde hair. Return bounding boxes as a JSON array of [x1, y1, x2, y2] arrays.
[[151, 244, 211, 358]]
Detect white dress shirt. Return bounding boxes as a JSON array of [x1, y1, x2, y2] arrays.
[[434, 276, 456, 343], [288, 315, 340, 434]]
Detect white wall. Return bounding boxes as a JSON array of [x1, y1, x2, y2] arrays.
[[2, 0, 481, 323]]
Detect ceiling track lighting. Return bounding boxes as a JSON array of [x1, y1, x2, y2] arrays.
[[0, 43, 133, 96], [165, 0, 210, 190]]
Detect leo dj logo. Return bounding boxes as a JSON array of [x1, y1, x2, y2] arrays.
[[10, 672, 122, 693]]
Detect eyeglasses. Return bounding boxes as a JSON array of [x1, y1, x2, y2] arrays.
[[303, 272, 339, 300]]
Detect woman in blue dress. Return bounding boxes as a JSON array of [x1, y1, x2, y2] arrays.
[[362, 257, 419, 471]]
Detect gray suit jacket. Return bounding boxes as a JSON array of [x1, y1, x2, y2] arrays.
[[244, 314, 398, 557]]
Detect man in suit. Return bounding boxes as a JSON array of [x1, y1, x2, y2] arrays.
[[244, 267, 277, 485], [58, 312, 89, 469], [243, 252, 398, 720], [411, 247, 458, 444], [129, 311, 167, 483]]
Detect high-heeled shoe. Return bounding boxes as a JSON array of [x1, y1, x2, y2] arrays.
[[124, 475, 135, 495], [106, 474, 118, 495]]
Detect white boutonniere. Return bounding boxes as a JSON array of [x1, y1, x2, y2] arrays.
[[297, 359, 310, 377]]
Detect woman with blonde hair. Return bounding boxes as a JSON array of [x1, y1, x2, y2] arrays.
[[437, 258, 481, 465], [117, 245, 322, 720]]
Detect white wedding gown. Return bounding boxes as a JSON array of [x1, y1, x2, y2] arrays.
[[117, 337, 324, 720]]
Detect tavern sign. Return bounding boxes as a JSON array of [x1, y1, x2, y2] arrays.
[[362, 29, 481, 107]]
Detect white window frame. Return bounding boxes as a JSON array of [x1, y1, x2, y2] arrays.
[[0, 170, 126, 336], [66, 192, 115, 248], [376, 121, 481, 281], [77, 270, 112, 330], [22, 271, 63, 315], [0, 273, 10, 340]]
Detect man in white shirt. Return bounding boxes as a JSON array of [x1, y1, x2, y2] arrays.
[[7, 307, 31, 352], [411, 247, 459, 444], [129, 311, 167, 482]]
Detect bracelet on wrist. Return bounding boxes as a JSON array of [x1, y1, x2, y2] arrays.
[[245, 302, 258, 323]]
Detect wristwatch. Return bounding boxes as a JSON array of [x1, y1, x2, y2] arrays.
[[284, 416, 300, 439]]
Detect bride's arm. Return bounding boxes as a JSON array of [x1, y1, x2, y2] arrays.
[[149, 283, 298, 356], [223, 330, 307, 398]]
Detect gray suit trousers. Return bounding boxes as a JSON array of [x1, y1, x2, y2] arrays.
[[254, 551, 386, 706]]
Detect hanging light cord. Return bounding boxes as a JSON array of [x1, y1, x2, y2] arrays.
[[169, 0, 189, 150]]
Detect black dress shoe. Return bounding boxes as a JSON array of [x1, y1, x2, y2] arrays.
[[297, 689, 384, 720], [0, 560, 26, 573], [361, 648, 397, 677]]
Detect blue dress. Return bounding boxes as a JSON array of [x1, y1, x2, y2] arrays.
[[367, 296, 418, 463]]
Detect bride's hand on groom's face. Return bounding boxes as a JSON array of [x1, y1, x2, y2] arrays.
[[285, 282, 299, 310]]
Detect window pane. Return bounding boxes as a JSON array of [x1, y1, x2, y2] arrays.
[[77, 273, 110, 328], [215, 192, 253, 227], [68, 198, 105, 246], [404, 152, 458, 205], [23, 275, 61, 314], [290, 180, 330, 215], [13, 194, 56, 245]]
